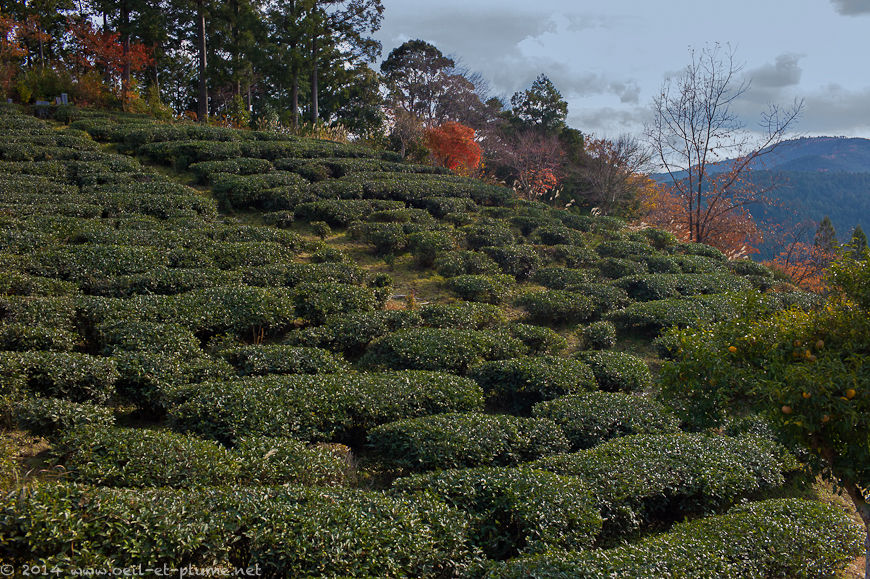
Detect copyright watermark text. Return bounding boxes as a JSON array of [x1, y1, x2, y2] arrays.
[[0, 564, 262, 578]]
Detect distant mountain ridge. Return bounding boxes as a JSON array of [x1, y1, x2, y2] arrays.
[[653, 137, 870, 256]]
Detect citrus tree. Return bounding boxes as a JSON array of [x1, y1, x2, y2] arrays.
[[660, 251, 870, 577]]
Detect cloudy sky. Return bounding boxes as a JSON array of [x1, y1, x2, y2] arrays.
[[374, 0, 870, 139]]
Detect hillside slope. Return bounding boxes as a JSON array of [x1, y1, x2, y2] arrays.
[[0, 104, 861, 576]]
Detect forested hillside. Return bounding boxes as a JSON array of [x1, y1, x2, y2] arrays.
[[0, 103, 864, 576]]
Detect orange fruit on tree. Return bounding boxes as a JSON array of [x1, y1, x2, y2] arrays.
[[728, 346, 737, 353], [802, 392, 811, 399], [821, 414, 831, 423], [845, 389, 857, 400], [781, 405, 793, 414]]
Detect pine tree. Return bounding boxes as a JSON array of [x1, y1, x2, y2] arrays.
[[848, 225, 868, 258]]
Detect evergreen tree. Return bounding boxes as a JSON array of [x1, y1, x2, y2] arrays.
[[848, 225, 868, 258], [813, 216, 838, 254]]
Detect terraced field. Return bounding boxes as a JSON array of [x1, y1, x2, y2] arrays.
[[0, 103, 862, 577]]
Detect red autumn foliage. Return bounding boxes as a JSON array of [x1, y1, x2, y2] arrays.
[[424, 121, 482, 175], [67, 19, 152, 99]]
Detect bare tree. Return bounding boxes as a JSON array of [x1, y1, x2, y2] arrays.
[[645, 43, 803, 246], [582, 134, 652, 215]]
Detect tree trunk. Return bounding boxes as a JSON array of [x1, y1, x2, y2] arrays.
[[310, 35, 318, 124], [196, 0, 208, 123], [232, 0, 241, 97], [845, 481, 870, 579], [291, 71, 299, 128], [121, 0, 131, 105]]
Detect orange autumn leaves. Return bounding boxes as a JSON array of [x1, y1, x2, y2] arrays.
[[424, 121, 482, 176]]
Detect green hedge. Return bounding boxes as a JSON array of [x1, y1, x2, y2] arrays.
[[295, 199, 405, 226], [15, 397, 114, 438], [419, 302, 505, 330], [211, 171, 311, 211], [595, 240, 655, 259], [348, 221, 410, 254], [531, 266, 593, 289], [515, 290, 595, 325], [409, 230, 457, 267], [168, 371, 484, 443], [393, 467, 601, 559], [532, 225, 586, 246], [0, 272, 79, 296], [614, 272, 753, 301], [219, 345, 349, 376], [234, 436, 350, 486], [532, 433, 798, 541], [188, 157, 273, 183], [596, 257, 648, 279], [485, 499, 862, 578], [56, 426, 239, 487], [466, 224, 515, 249], [532, 392, 679, 449], [361, 328, 527, 373], [287, 309, 421, 355], [503, 323, 567, 355], [573, 350, 652, 392], [293, 282, 378, 325], [576, 320, 616, 350], [482, 245, 543, 280], [0, 352, 117, 403], [447, 274, 515, 304], [468, 357, 596, 414], [95, 320, 203, 357], [434, 250, 500, 277], [0, 323, 78, 352], [369, 413, 570, 471], [0, 484, 479, 576]]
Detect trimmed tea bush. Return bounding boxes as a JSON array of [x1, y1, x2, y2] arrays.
[[56, 426, 238, 487], [0, 352, 118, 403], [0, 323, 78, 352], [468, 357, 596, 414], [293, 282, 378, 325], [168, 371, 484, 443], [531, 266, 592, 289], [370, 413, 569, 471], [552, 244, 598, 268], [465, 224, 515, 250], [503, 323, 567, 355], [409, 230, 456, 267], [573, 350, 652, 392], [482, 245, 542, 280], [448, 274, 515, 304], [289, 310, 422, 354], [219, 345, 349, 376], [596, 257, 647, 279], [234, 436, 349, 486], [394, 467, 602, 559], [362, 328, 527, 373], [15, 397, 114, 438], [576, 320, 617, 350], [434, 250, 500, 277], [532, 392, 679, 449], [485, 499, 862, 579], [419, 302, 505, 330], [515, 290, 595, 325], [532, 433, 797, 541], [0, 484, 479, 577], [95, 320, 203, 357]]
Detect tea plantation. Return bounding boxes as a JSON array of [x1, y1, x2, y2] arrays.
[[0, 103, 862, 577]]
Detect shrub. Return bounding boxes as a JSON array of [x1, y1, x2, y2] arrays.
[[242, 262, 364, 287], [234, 436, 349, 486], [188, 157, 273, 183], [485, 499, 863, 579], [640, 227, 678, 250], [573, 350, 652, 392], [503, 323, 567, 355], [0, 352, 118, 403], [447, 274, 515, 304], [532, 392, 679, 450], [211, 171, 310, 211], [532, 433, 797, 541], [0, 272, 78, 296], [0, 323, 78, 352], [293, 282, 378, 325], [113, 352, 233, 413], [361, 328, 527, 373], [532, 225, 586, 246], [168, 371, 484, 443], [576, 320, 616, 350], [596, 257, 648, 279], [595, 240, 655, 259], [348, 221, 409, 254], [0, 484, 479, 576], [677, 241, 727, 260], [95, 320, 203, 357], [419, 302, 505, 330], [468, 357, 596, 414], [290, 310, 422, 355], [641, 254, 682, 274], [465, 224, 515, 249], [262, 210, 294, 228], [434, 250, 499, 277], [409, 231, 456, 267], [370, 413, 569, 470], [393, 467, 602, 559], [515, 290, 595, 325], [15, 397, 114, 438], [219, 345, 349, 376], [56, 426, 238, 487], [551, 244, 599, 268], [614, 273, 753, 302], [422, 196, 477, 217], [295, 199, 405, 226], [531, 266, 592, 289], [482, 245, 542, 280]]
